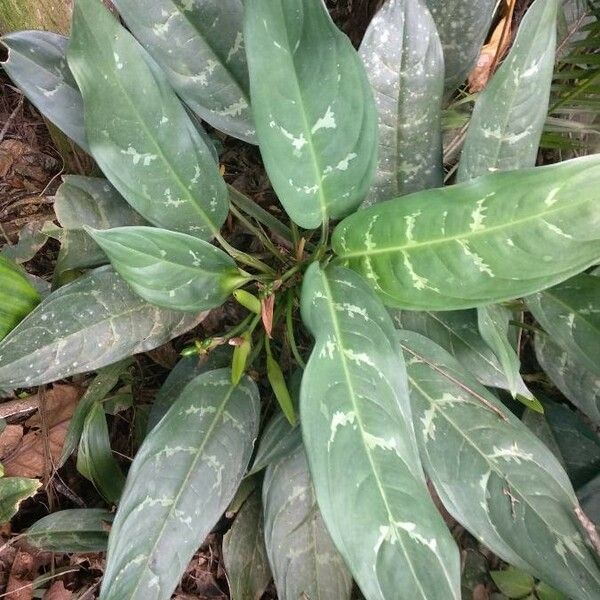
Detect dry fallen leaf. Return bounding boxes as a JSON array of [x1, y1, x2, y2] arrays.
[[43, 581, 73, 600], [261, 295, 275, 338], [5, 549, 36, 600], [0, 424, 24, 457]]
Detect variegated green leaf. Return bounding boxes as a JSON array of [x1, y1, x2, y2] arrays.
[[263, 444, 352, 600], [398, 329, 600, 600], [0, 267, 202, 390], [535, 333, 600, 425], [528, 273, 600, 377], [300, 263, 460, 600], [26, 508, 112, 552], [100, 368, 260, 600], [458, 0, 558, 181], [88, 226, 247, 312], [359, 0, 444, 205], [222, 491, 271, 600], [244, 0, 377, 228], [0, 255, 40, 342], [67, 0, 228, 239], [0, 477, 40, 524], [333, 156, 600, 310], [1, 31, 88, 150], [424, 0, 496, 92], [112, 0, 254, 143]]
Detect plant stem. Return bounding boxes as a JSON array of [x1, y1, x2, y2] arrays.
[[215, 232, 275, 275], [286, 291, 306, 368]]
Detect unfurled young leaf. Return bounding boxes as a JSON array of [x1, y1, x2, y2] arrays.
[[0, 477, 40, 524], [0, 255, 39, 342], [490, 567, 535, 598], [528, 273, 600, 377], [359, 0, 444, 205], [300, 263, 460, 600], [100, 368, 260, 600], [1, 31, 88, 150], [67, 0, 228, 240], [26, 508, 112, 552], [424, 0, 496, 92], [112, 0, 254, 143], [398, 329, 600, 600], [263, 445, 352, 600], [244, 0, 377, 229], [0, 267, 202, 390], [458, 0, 559, 181], [222, 491, 271, 600], [333, 156, 600, 310], [88, 226, 247, 312]]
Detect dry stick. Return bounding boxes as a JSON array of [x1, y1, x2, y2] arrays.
[[574, 506, 600, 557], [0, 94, 24, 144]]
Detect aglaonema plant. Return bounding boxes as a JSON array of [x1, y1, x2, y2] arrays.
[[1, 0, 599, 599]]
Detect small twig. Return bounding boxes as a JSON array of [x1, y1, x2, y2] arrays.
[[0, 94, 24, 144], [575, 506, 600, 557]]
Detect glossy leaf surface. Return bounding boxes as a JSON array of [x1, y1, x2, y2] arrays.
[[67, 0, 228, 239], [88, 226, 245, 312], [359, 0, 443, 204], [0, 477, 40, 523], [263, 445, 352, 600], [100, 368, 260, 600], [398, 329, 600, 600], [0, 267, 202, 390], [1, 31, 88, 150], [244, 0, 377, 228], [112, 0, 254, 143], [333, 156, 600, 310], [300, 263, 460, 600]]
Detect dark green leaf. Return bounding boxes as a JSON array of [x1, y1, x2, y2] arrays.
[[0, 477, 40, 523], [100, 368, 260, 600], [536, 581, 568, 600], [88, 226, 246, 312], [0, 267, 202, 390], [359, 0, 444, 204], [222, 491, 271, 600], [244, 0, 377, 228], [333, 156, 600, 310], [112, 0, 254, 143], [263, 444, 352, 600], [398, 329, 600, 600], [67, 0, 228, 239], [1, 31, 88, 150], [300, 263, 460, 600], [26, 508, 112, 552], [578, 473, 600, 528]]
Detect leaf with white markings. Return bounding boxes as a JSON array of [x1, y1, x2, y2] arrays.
[[300, 263, 460, 600], [0, 477, 41, 524], [223, 491, 271, 600], [112, 0, 254, 143], [88, 226, 247, 312], [333, 156, 600, 310], [100, 368, 259, 600], [0, 267, 202, 390], [424, 0, 496, 92], [535, 333, 600, 425], [458, 0, 558, 181], [244, 0, 377, 228], [67, 0, 228, 239], [263, 444, 352, 600], [359, 0, 444, 205], [26, 509, 112, 552], [528, 273, 600, 377], [398, 329, 600, 600], [1, 31, 88, 150]]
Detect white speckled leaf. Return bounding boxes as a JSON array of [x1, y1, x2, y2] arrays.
[[263, 444, 352, 600], [457, 0, 558, 181], [223, 491, 271, 600], [360, 0, 444, 205], [535, 333, 600, 425], [244, 0, 377, 229], [1, 31, 88, 151], [424, 0, 496, 92], [300, 263, 460, 600], [333, 156, 600, 310], [397, 310, 532, 397], [0, 267, 203, 390], [67, 0, 228, 239], [88, 226, 246, 312], [398, 329, 600, 600], [528, 273, 600, 377], [112, 0, 254, 143], [100, 368, 260, 600]]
